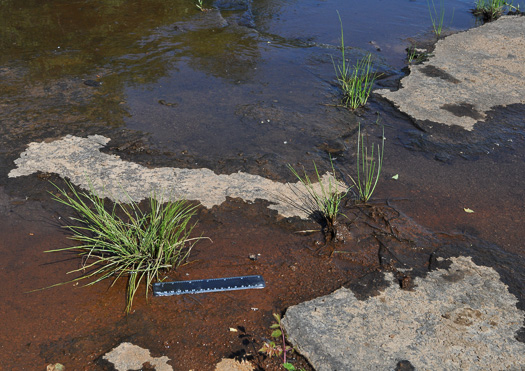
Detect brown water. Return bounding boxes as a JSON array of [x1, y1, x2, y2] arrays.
[[1, 0, 524, 369]]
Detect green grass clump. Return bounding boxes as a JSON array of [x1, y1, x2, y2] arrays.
[[428, 0, 446, 37], [473, 0, 519, 21], [48, 181, 202, 313], [288, 160, 348, 240], [332, 13, 377, 110], [349, 124, 385, 203]]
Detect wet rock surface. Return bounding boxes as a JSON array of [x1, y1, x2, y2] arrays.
[[214, 0, 251, 11], [173, 9, 229, 32], [378, 16, 525, 131], [283, 256, 525, 371], [214, 0, 254, 28]]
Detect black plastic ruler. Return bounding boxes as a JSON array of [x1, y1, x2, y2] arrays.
[[153, 275, 265, 296]]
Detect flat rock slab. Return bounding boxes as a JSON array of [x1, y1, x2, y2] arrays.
[[377, 16, 525, 131], [282, 256, 525, 370], [8, 135, 345, 219], [103, 343, 172, 371]]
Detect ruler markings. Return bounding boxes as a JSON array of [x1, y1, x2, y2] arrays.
[[153, 275, 265, 296]]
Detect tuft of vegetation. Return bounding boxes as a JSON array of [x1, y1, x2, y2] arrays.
[[47, 180, 203, 313], [332, 13, 377, 110], [427, 0, 454, 37], [349, 124, 385, 203], [428, 0, 445, 37], [472, 0, 519, 21], [406, 46, 433, 65], [288, 160, 348, 241]]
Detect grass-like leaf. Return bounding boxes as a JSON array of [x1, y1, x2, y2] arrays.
[[332, 12, 377, 110], [48, 180, 203, 313], [349, 124, 385, 203], [428, 0, 445, 37], [288, 160, 348, 240]]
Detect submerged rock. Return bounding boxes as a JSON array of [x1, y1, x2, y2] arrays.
[[172, 9, 229, 32], [238, 9, 256, 29], [214, 0, 252, 11]]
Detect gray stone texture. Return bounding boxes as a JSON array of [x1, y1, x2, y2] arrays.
[[103, 343, 172, 371], [282, 256, 525, 371], [9, 135, 345, 219], [377, 16, 525, 130]]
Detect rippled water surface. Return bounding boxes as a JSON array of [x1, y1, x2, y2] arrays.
[[4, 0, 521, 159]]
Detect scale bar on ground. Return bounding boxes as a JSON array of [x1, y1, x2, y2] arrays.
[[153, 275, 266, 296]]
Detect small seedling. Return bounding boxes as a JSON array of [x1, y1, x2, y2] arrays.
[[332, 12, 377, 110], [349, 123, 385, 203], [260, 313, 305, 371]]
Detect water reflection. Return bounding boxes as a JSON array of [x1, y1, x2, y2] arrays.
[[172, 11, 261, 82], [1, 0, 522, 160], [1, 0, 189, 72], [0, 0, 262, 128]]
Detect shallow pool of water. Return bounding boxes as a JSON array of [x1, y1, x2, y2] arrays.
[[4, 0, 522, 163]]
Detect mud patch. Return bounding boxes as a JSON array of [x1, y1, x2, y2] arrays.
[[2, 180, 524, 370], [282, 256, 525, 370]]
